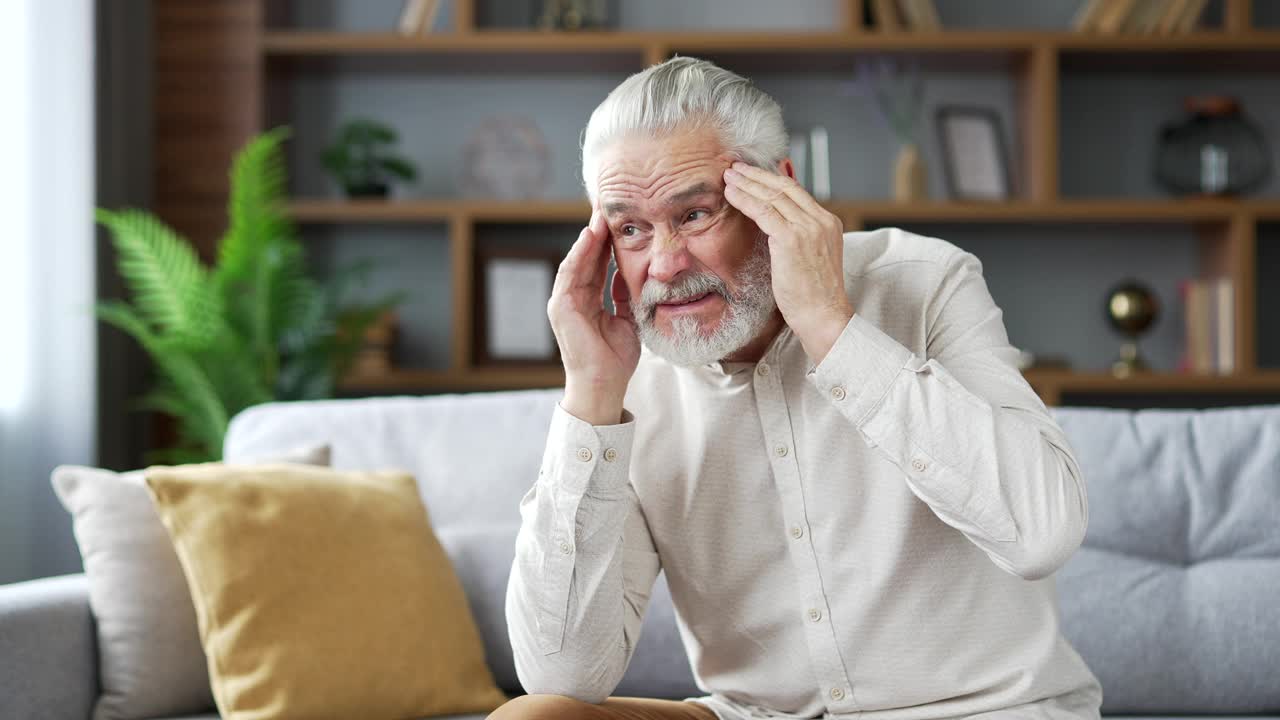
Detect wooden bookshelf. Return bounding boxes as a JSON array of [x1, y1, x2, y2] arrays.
[[288, 198, 1280, 224], [261, 30, 1280, 56], [221, 0, 1280, 404]]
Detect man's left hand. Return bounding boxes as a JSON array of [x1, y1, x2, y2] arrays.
[[723, 160, 853, 364]]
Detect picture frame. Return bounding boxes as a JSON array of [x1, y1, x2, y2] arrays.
[[935, 106, 1013, 201], [474, 244, 562, 366]]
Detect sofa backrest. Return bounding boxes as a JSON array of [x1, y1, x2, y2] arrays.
[[1047, 404, 1280, 714], [225, 393, 1280, 713], [224, 389, 701, 699]]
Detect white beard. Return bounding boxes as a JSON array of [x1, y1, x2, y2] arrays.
[[634, 239, 776, 367]]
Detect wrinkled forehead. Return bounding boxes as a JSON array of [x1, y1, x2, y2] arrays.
[[593, 126, 731, 214], [600, 179, 724, 221]]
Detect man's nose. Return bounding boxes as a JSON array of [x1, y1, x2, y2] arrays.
[[647, 227, 693, 284]]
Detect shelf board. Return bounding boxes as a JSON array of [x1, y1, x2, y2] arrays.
[[288, 198, 588, 223], [261, 30, 1280, 56], [287, 198, 1276, 225]]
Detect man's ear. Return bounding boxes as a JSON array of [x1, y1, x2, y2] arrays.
[[776, 157, 796, 181]]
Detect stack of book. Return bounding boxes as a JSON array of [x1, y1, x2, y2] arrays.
[[1073, 0, 1210, 34], [1178, 276, 1235, 375], [866, 0, 942, 32], [398, 0, 443, 35]]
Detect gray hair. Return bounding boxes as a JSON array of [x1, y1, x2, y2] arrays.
[[579, 55, 789, 204]]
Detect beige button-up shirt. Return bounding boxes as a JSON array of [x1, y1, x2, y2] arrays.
[[506, 227, 1104, 720]]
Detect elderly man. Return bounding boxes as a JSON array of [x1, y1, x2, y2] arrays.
[[490, 56, 1102, 720]]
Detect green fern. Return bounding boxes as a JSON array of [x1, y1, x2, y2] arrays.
[[98, 126, 406, 461]]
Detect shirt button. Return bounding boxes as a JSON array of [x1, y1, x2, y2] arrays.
[[830, 385, 847, 401], [576, 447, 593, 462], [830, 687, 845, 701], [603, 448, 618, 462], [559, 540, 573, 554], [911, 457, 928, 473], [807, 608, 822, 622], [756, 363, 770, 376], [790, 526, 804, 540], [774, 445, 789, 458]]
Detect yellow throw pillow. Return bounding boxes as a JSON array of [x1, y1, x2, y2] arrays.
[[144, 462, 509, 720]]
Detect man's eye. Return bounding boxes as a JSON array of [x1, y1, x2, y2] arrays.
[[685, 209, 709, 222], [620, 225, 638, 237]]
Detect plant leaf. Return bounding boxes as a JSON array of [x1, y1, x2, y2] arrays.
[[96, 209, 223, 349]]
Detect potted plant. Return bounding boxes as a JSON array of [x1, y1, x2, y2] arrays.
[[321, 118, 418, 198], [97, 126, 405, 463]]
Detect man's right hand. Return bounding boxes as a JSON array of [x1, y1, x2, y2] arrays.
[[549, 207, 640, 426]]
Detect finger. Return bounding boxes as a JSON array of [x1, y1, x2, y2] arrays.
[[728, 161, 828, 217], [723, 181, 795, 239], [610, 268, 633, 321], [724, 166, 810, 226], [554, 215, 608, 298], [591, 206, 609, 238]]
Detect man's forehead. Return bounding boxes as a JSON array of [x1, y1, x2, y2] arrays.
[[601, 181, 722, 217]]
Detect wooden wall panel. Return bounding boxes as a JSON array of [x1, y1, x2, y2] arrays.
[[153, 0, 263, 261]]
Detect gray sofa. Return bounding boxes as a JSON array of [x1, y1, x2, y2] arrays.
[[3, 389, 1278, 720]]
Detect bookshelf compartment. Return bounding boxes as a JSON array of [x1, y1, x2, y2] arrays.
[[1059, 70, 1280, 199], [477, 0, 845, 32], [741, 66, 1027, 202], [267, 0, 456, 33], [471, 222, 576, 368], [279, 70, 632, 200], [859, 220, 1219, 374], [1256, 223, 1280, 369], [304, 223, 454, 372]]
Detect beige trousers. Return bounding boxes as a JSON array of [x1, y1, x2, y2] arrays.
[[487, 694, 720, 720]]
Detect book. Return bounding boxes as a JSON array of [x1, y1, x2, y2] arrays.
[[916, 0, 942, 30], [902, 0, 941, 31], [1181, 278, 1210, 373], [419, 0, 441, 34], [1148, 0, 1177, 33], [872, 0, 903, 32], [896, 0, 917, 29], [1179, 276, 1235, 375], [1215, 276, 1235, 373], [1095, 0, 1139, 33], [1122, 0, 1167, 34], [1072, 0, 1108, 31], [809, 126, 831, 200], [1176, 0, 1210, 32], [397, 0, 430, 35], [1156, 0, 1193, 34]]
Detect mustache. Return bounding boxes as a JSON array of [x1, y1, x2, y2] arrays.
[[635, 272, 730, 323]]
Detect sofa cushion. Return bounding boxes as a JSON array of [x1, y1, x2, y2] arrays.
[[51, 445, 330, 720], [1050, 404, 1280, 714], [145, 462, 509, 719]]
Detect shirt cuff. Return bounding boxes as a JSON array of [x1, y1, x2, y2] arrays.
[[807, 312, 918, 428], [545, 402, 637, 496]]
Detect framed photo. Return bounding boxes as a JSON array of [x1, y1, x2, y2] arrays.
[[935, 106, 1013, 201], [474, 245, 561, 365]]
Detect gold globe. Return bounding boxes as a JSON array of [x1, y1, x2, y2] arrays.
[[1104, 280, 1159, 376]]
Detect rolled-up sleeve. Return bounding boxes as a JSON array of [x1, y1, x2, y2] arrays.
[[505, 402, 663, 702], [807, 249, 1089, 582]]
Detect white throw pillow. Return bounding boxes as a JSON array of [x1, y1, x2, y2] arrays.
[[52, 444, 330, 720]]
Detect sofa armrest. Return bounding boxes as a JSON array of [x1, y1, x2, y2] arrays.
[[0, 573, 97, 720]]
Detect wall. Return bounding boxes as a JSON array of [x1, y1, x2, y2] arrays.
[[274, 0, 1275, 375]]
